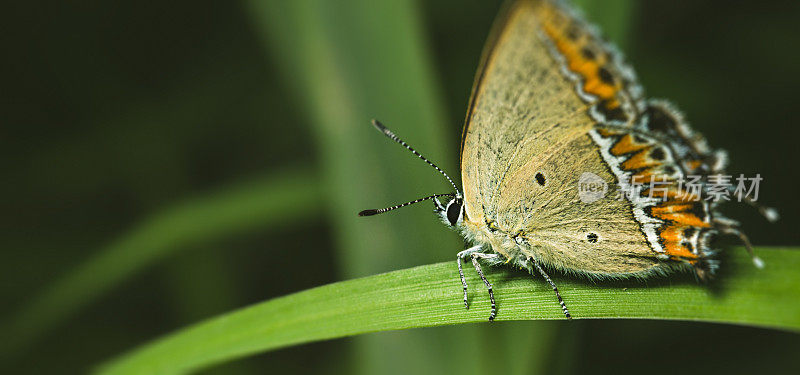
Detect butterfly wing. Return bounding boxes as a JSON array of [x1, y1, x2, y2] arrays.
[[461, 0, 595, 231], [460, 0, 723, 277]]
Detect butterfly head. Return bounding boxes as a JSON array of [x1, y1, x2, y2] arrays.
[[358, 119, 463, 227], [435, 194, 464, 228]]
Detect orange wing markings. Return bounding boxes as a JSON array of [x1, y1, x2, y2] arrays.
[[538, 3, 623, 111], [659, 225, 699, 260], [607, 133, 660, 173], [609, 134, 647, 155], [620, 149, 659, 171], [685, 159, 704, 172], [595, 128, 617, 138], [651, 197, 712, 262], [644, 187, 700, 203], [595, 126, 716, 262], [606, 133, 670, 177], [650, 202, 711, 228]]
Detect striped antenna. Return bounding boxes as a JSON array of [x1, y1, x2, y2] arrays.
[[359, 194, 454, 217], [370, 119, 461, 197]]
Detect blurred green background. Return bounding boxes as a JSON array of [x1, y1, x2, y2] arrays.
[[3, 0, 800, 374]]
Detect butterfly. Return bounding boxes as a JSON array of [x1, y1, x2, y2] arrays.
[[359, 0, 777, 320]]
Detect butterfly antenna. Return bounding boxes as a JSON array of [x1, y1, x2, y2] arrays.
[[359, 193, 454, 217], [744, 196, 780, 223], [370, 119, 461, 197]]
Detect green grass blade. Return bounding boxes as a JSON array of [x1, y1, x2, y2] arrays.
[[1, 169, 320, 359], [246, 1, 485, 374], [97, 247, 800, 374]]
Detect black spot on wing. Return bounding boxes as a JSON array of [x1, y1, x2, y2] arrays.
[[598, 67, 614, 85], [687, 201, 710, 222], [595, 100, 628, 122], [650, 148, 666, 161], [581, 47, 596, 60], [566, 23, 581, 40], [535, 172, 546, 186], [644, 105, 678, 134]]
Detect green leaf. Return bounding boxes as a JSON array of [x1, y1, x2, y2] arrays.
[[0, 169, 320, 359], [246, 1, 639, 374], [97, 247, 800, 375], [245, 1, 488, 374]]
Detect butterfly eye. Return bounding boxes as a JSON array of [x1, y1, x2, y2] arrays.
[[586, 233, 598, 243], [446, 200, 462, 226]]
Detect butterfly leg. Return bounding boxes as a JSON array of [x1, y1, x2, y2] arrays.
[[471, 253, 500, 321], [456, 246, 483, 309], [528, 257, 571, 320]]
